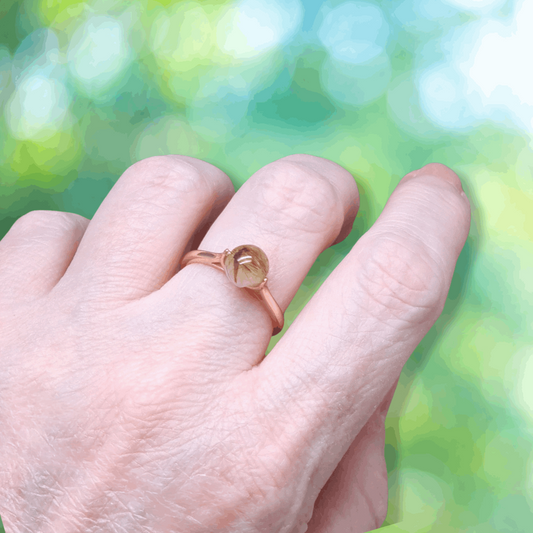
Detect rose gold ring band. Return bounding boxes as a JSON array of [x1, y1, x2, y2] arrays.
[[180, 247, 284, 336]]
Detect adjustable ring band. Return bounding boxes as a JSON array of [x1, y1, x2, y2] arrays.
[[180, 244, 284, 336]]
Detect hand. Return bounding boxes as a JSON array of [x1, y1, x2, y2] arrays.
[[0, 154, 470, 533]]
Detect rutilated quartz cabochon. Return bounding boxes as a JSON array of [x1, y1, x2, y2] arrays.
[[223, 245, 269, 289]]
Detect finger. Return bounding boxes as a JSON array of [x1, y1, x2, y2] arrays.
[[307, 378, 399, 533], [165, 154, 359, 368], [54, 155, 234, 302], [0, 210, 89, 302], [256, 163, 470, 506]]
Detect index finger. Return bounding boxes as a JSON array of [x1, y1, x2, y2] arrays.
[[256, 163, 470, 469]]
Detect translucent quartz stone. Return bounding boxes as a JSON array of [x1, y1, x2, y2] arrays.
[[223, 245, 269, 288]]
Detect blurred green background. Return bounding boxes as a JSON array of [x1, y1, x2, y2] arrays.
[[1, 0, 532, 530]]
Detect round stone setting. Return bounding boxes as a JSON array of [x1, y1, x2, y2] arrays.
[[223, 245, 269, 289]]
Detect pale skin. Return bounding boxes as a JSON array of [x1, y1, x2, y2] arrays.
[[0, 154, 471, 532]]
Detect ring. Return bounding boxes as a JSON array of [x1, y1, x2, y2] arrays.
[[180, 244, 284, 336]]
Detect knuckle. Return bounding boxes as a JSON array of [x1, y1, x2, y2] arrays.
[[256, 160, 341, 235], [11, 210, 86, 236], [127, 155, 211, 200], [353, 236, 447, 328]]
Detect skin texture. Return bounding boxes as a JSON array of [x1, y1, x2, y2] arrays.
[[0, 155, 471, 532]]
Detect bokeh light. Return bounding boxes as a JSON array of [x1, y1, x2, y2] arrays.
[[317, 1, 389, 64], [217, 0, 304, 59], [317, 1, 392, 106], [458, 0, 533, 133], [67, 15, 135, 98], [5, 75, 70, 140]]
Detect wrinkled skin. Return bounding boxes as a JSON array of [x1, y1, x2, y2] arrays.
[[0, 155, 471, 532]]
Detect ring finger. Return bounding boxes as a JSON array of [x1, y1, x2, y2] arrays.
[[166, 153, 359, 366]]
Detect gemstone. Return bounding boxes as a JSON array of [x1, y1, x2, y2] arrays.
[[223, 245, 269, 289]]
